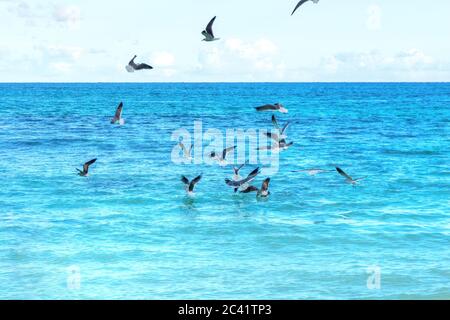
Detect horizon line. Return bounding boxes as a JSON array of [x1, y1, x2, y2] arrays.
[[1, 81, 449, 84]]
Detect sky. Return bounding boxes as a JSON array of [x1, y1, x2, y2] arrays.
[[0, 0, 449, 82]]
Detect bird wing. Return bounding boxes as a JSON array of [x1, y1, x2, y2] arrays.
[[135, 63, 153, 70], [191, 174, 202, 185], [114, 102, 123, 119], [247, 167, 261, 178], [292, 0, 310, 15], [83, 158, 97, 173], [256, 104, 276, 112], [281, 121, 290, 134], [189, 175, 202, 192], [225, 175, 257, 187], [240, 186, 259, 193], [206, 16, 216, 37], [235, 162, 246, 174], [272, 115, 279, 129], [261, 178, 271, 192], [226, 168, 259, 187], [128, 55, 137, 66], [181, 176, 190, 185], [336, 167, 353, 180], [222, 146, 236, 160]]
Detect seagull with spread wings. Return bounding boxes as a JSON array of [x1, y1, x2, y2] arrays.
[[126, 55, 153, 72], [210, 146, 236, 166], [336, 167, 366, 185], [225, 167, 261, 191], [255, 103, 288, 114], [272, 114, 290, 140], [181, 175, 202, 195], [76, 158, 97, 177], [110, 102, 124, 125], [230, 162, 252, 193], [202, 16, 220, 42]]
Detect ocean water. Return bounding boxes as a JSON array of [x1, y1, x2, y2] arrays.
[[0, 82, 449, 300]]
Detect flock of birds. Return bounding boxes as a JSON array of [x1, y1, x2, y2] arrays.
[[76, 0, 366, 198], [123, 0, 321, 70]]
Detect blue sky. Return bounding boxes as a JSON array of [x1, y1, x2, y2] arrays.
[[0, 0, 449, 82]]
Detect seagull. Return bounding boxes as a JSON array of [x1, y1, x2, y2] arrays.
[[210, 146, 236, 166], [271, 115, 290, 140], [255, 103, 288, 113], [231, 161, 251, 193], [225, 167, 261, 190], [241, 178, 271, 198], [110, 102, 124, 125], [181, 174, 202, 195], [291, 0, 320, 16], [202, 16, 220, 42], [259, 130, 294, 153], [76, 158, 97, 177], [292, 168, 332, 176], [336, 167, 366, 185], [125, 55, 153, 72], [178, 142, 193, 162]]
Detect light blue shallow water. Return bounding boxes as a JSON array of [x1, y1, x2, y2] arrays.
[[0, 83, 449, 299]]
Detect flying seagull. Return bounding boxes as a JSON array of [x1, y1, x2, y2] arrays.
[[202, 16, 220, 42], [336, 167, 365, 185], [231, 161, 251, 193], [241, 178, 271, 198], [292, 168, 332, 176], [76, 158, 97, 177], [255, 103, 288, 113], [181, 174, 202, 195], [210, 146, 236, 166], [178, 142, 193, 162], [110, 102, 124, 125], [225, 167, 261, 190], [271, 114, 290, 140], [260, 130, 294, 153], [126, 55, 153, 72], [291, 0, 320, 16]]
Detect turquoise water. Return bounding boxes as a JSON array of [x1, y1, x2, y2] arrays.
[[0, 83, 449, 299]]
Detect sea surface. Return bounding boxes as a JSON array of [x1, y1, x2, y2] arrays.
[[0, 83, 449, 299]]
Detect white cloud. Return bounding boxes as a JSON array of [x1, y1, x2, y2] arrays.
[[396, 49, 433, 67], [46, 45, 83, 61], [152, 51, 175, 67], [366, 4, 382, 31], [321, 49, 437, 81], [50, 62, 72, 73], [10, 1, 32, 17], [53, 5, 81, 29], [7, 1, 44, 25], [225, 38, 278, 60], [198, 47, 223, 70], [196, 38, 283, 80]]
